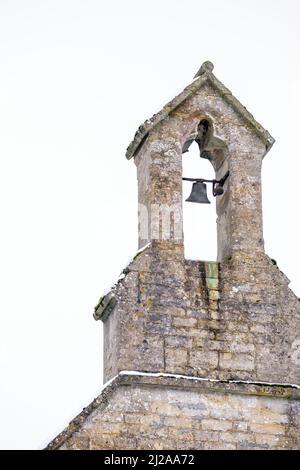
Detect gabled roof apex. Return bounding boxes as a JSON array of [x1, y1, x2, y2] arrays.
[[126, 61, 275, 160]]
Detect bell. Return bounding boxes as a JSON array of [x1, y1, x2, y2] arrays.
[[185, 181, 211, 204]]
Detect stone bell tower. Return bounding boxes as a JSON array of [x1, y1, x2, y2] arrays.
[[47, 62, 300, 450]]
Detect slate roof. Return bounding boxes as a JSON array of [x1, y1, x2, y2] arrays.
[[125, 61, 275, 160]]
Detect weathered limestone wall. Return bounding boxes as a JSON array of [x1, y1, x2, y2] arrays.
[[98, 74, 300, 386], [48, 65, 299, 451], [48, 374, 300, 450], [135, 82, 266, 261], [100, 243, 300, 386]]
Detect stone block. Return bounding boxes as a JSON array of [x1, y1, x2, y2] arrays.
[[165, 348, 188, 369], [219, 352, 255, 371], [165, 335, 193, 349], [172, 317, 197, 328], [189, 350, 219, 370], [201, 418, 233, 431], [249, 422, 285, 435]]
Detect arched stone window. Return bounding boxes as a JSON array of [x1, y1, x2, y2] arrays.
[[182, 119, 227, 261], [182, 138, 217, 261]]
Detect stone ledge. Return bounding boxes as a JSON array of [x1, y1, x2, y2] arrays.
[[45, 371, 300, 450], [118, 372, 300, 399]]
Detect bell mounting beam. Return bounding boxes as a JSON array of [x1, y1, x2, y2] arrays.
[[182, 171, 229, 185], [183, 171, 229, 198]]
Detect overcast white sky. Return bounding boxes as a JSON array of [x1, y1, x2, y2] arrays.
[[0, 0, 300, 450]]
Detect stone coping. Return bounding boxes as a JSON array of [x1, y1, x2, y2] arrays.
[[125, 62, 275, 160], [45, 371, 300, 450]]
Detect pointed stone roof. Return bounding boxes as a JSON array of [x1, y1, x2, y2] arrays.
[[126, 61, 275, 160]]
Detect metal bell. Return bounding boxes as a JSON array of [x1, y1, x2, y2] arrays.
[[185, 181, 211, 204]]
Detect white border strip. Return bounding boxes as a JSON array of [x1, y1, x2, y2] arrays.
[[109, 370, 300, 390]]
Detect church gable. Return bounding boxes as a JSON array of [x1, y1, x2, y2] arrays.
[[126, 61, 274, 161], [47, 62, 300, 451]]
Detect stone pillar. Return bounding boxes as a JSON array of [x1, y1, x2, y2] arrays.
[[135, 130, 184, 257], [214, 145, 266, 262]]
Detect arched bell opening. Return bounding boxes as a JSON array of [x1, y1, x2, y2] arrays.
[[182, 119, 218, 261]]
